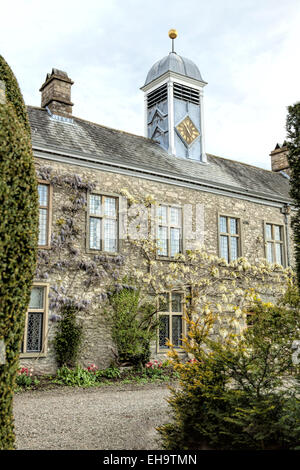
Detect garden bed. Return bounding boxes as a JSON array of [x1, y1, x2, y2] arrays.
[[15, 360, 179, 392]]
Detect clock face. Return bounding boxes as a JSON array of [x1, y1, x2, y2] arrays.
[[176, 116, 200, 146]]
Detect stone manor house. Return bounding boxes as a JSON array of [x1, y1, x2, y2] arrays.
[[21, 41, 294, 373]]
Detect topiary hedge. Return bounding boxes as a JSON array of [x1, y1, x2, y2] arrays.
[[0, 56, 39, 449], [286, 102, 300, 288]]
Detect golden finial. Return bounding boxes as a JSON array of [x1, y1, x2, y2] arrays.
[[168, 29, 178, 39], [168, 29, 178, 53]]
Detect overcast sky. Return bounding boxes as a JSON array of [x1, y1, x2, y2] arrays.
[[1, 0, 299, 169]]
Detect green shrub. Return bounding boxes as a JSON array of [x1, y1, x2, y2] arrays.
[[158, 288, 300, 450], [105, 286, 158, 367], [0, 56, 38, 449], [53, 306, 83, 368]]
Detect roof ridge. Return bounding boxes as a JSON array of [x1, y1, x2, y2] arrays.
[[73, 114, 154, 142], [207, 153, 274, 174], [26, 105, 154, 143], [26, 106, 286, 176]]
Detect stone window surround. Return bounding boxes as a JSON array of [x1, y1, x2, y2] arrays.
[[156, 291, 186, 353], [263, 221, 286, 267], [86, 191, 120, 255], [217, 212, 243, 262], [38, 180, 52, 249], [20, 282, 49, 359]]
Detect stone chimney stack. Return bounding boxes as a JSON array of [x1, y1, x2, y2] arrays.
[[270, 142, 290, 176], [40, 69, 74, 117]]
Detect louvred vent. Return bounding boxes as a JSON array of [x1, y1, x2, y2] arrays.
[[173, 83, 199, 105], [147, 84, 168, 109]]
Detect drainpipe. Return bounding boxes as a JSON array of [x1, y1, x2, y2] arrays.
[[281, 204, 292, 266]]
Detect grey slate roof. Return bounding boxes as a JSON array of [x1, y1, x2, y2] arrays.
[[144, 52, 204, 86], [28, 106, 292, 204]]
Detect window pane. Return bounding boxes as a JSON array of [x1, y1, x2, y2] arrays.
[[170, 228, 181, 257], [26, 313, 43, 352], [274, 226, 282, 241], [230, 218, 238, 235], [170, 207, 181, 226], [219, 216, 227, 233], [267, 242, 273, 263], [90, 195, 102, 216], [158, 205, 167, 224], [38, 184, 48, 206], [172, 293, 182, 312], [220, 235, 229, 261], [230, 237, 239, 260], [158, 226, 168, 256], [159, 315, 169, 349], [275, 243, 283, 265], [29, 287, 44, 309], [38, 208, 48, 245], [266, 224, 272, 240], [103, 219, 117, 252], [172, 315, 182, 347], [104, 197, 116, 217], [159, 294, 168, 312], [89, 217, 101, 249]]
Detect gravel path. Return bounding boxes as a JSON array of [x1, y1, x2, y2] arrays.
[[13, 382, 173, 450]]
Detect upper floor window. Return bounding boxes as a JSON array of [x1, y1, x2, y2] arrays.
[[38, 183, 51, 248], [265, 223, 285, 266], [219, 215, 241, 262], [88, 194, 118, 253], [158, 292, 184, 350], [157, 205, 182, 258], [20, 284, 48, 357]]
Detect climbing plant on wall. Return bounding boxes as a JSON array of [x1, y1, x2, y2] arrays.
[[33, 170, 295, 370], [0, 56, 39, 450]]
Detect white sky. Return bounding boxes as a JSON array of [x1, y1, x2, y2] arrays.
[[1, 0, 300, 169]]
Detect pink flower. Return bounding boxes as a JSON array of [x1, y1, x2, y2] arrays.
[[87, 363, 98, 374]]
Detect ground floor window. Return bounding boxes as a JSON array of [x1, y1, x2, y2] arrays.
[[158, 292, 184, 350], [20, 284, 48, 357]]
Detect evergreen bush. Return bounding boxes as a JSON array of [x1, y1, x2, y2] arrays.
[[105, 286, 158, 366], [286, 102, 300, 288], [0, 56, 38, 449], [158, 288, 300, 450], [53, 305, 83, 368]]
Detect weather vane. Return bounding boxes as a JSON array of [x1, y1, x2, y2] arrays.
[[168, 29, 178, 53]]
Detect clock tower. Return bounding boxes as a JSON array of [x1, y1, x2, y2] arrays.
[[141, 30, 207, 163]]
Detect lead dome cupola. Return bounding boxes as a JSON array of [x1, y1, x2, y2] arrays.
[[141, 30, 207, 163], [144, 52, 204, 86]]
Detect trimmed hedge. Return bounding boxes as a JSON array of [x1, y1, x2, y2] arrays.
[[286, 102, 300, 288], [0, 56, 38, 449]]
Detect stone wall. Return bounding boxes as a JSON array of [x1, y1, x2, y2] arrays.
[[19, 157, 295, 374]]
